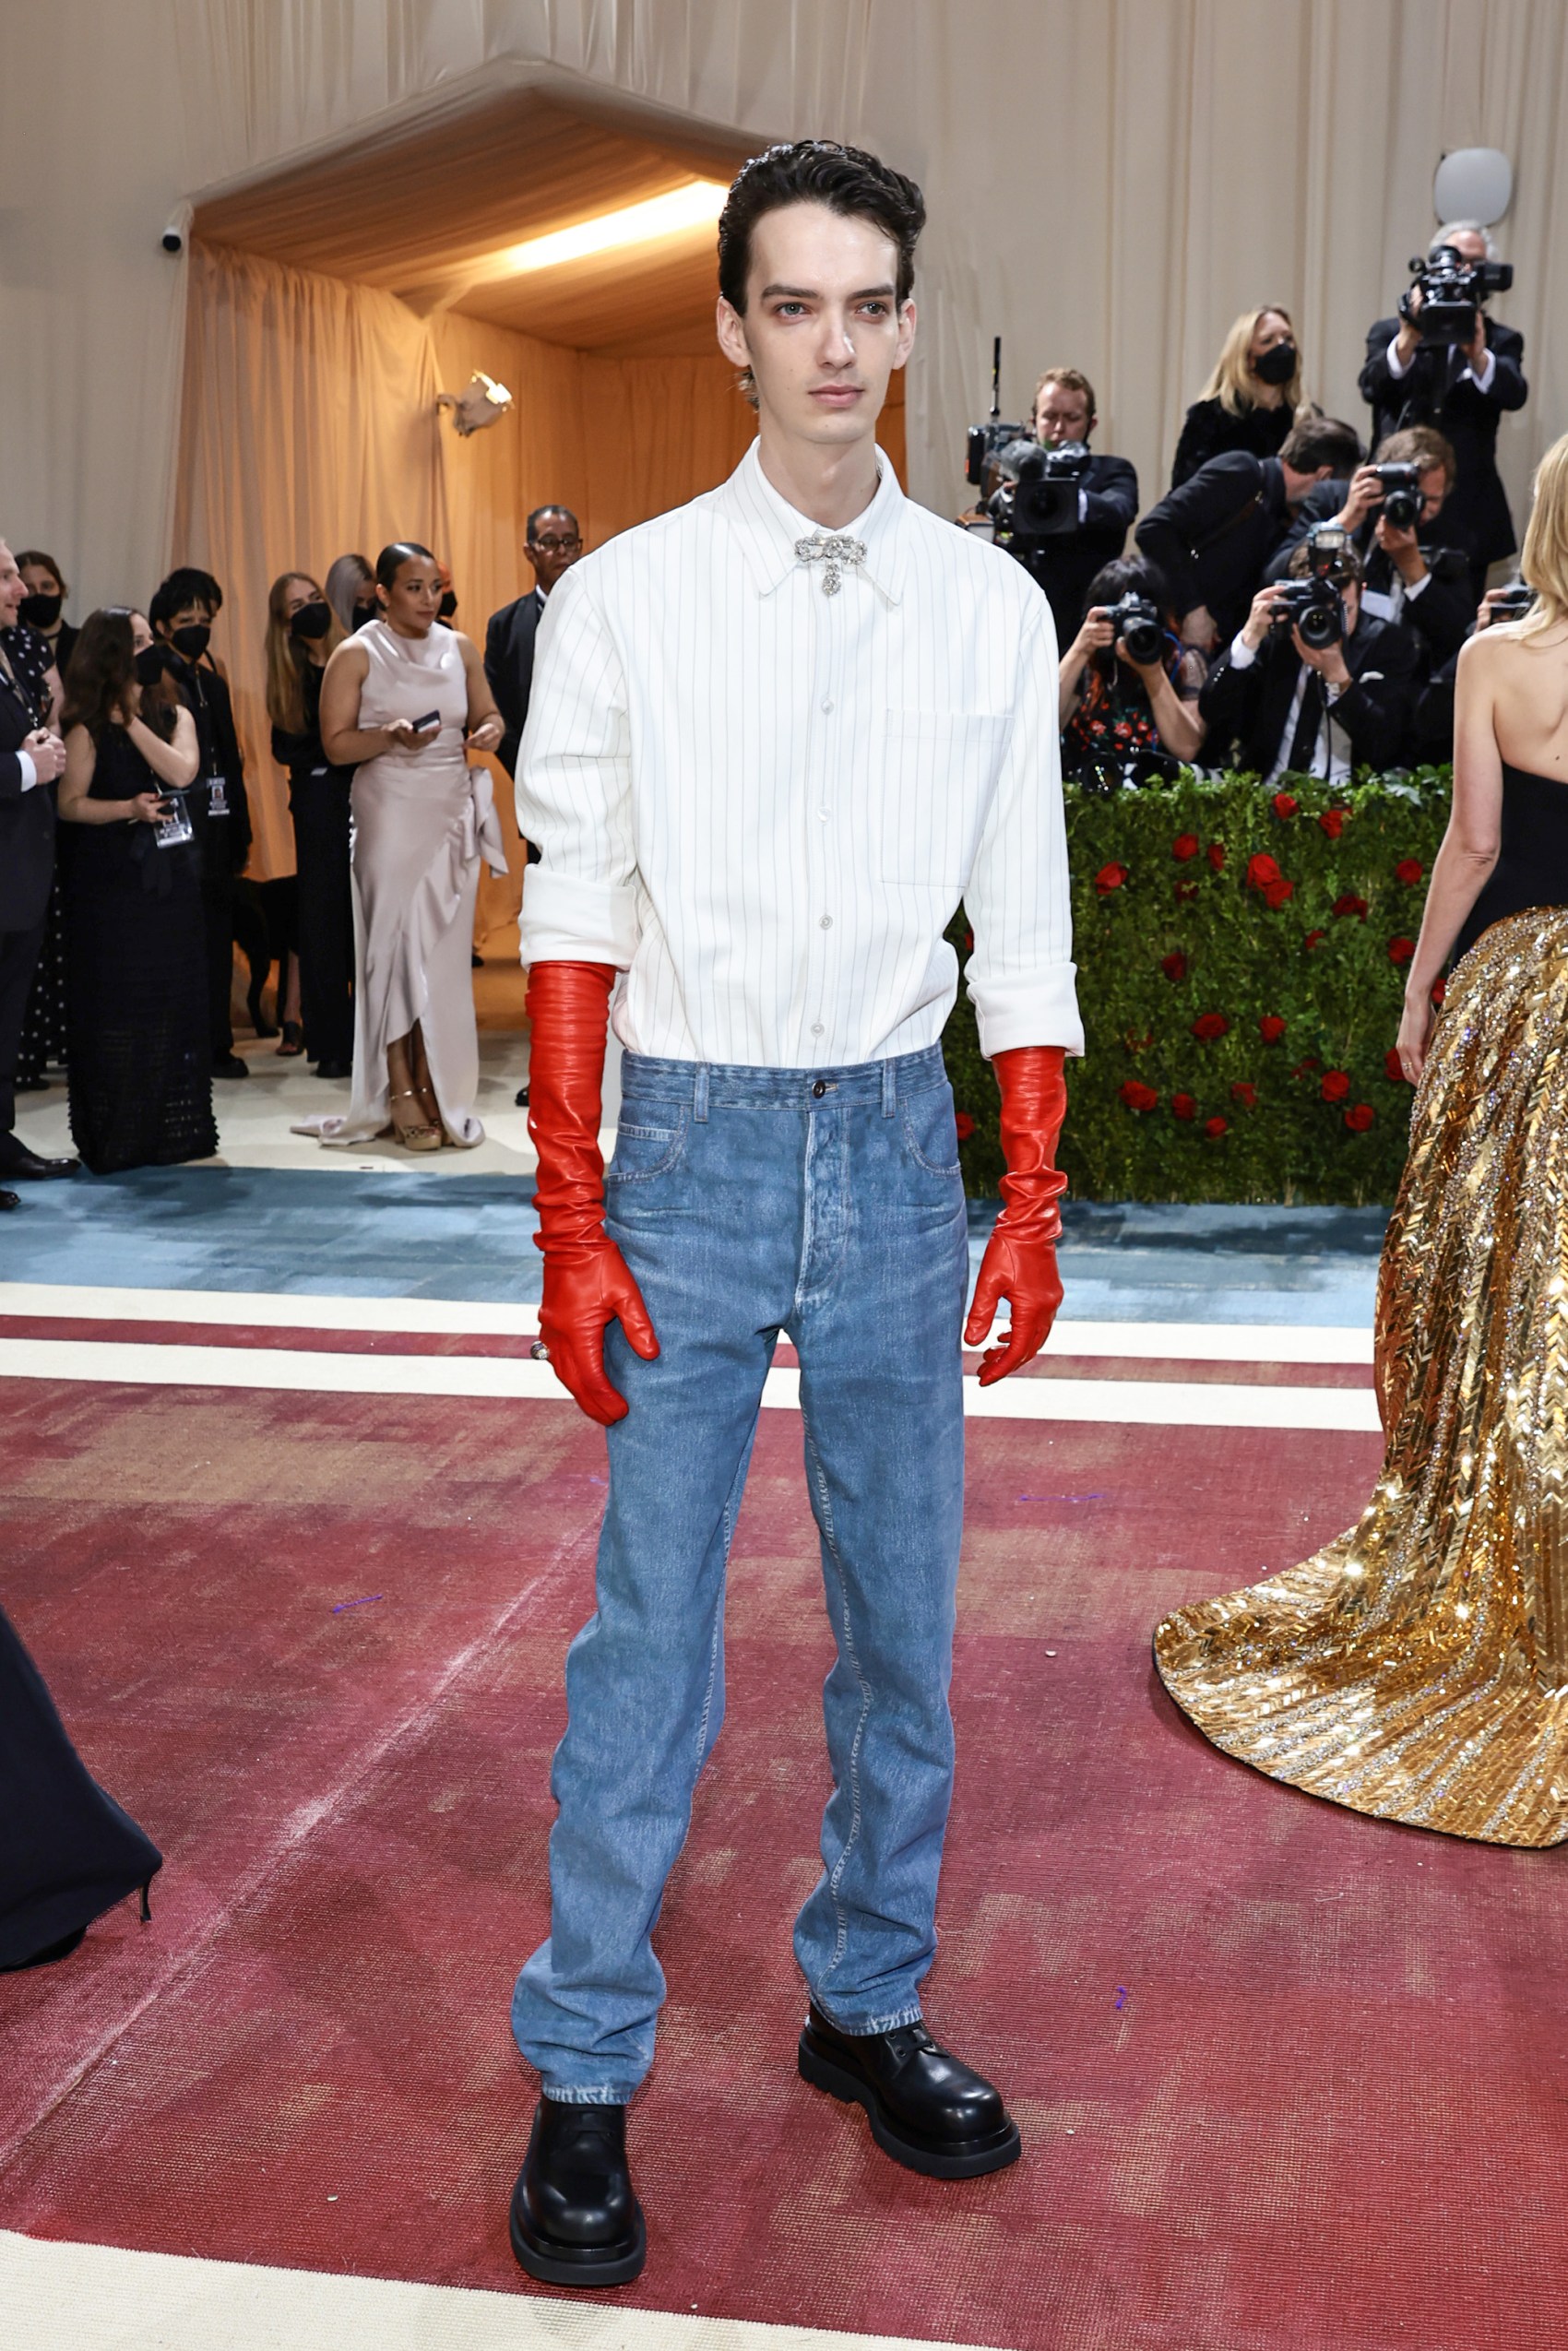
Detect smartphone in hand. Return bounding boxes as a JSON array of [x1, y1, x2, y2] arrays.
[[409, 709, 441, 734]]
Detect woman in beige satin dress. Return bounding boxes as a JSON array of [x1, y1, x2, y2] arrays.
[[312, 542, 506, 1150], [1156, 435, 1568, 1847]]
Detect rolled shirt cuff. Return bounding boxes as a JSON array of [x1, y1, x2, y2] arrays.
[[969, 961, 1085, 1059], [517, 869, 639, 968]]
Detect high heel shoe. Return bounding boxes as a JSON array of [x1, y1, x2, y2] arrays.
[[387, 1086, 442, 1153]]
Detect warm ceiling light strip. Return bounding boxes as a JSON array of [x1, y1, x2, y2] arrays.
[[499, 180, 728, 277]]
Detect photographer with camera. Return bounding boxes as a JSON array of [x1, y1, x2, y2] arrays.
[[1267, 426, 1473, 672], [1011, 369, 1138, 650], [1059, 556, 1207, 789], [1135, 411, 1363, 652], [1198, 527, 1420, 781], [1360, 223, 1526, 604]]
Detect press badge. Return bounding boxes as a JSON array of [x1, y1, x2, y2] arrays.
[[206, 774, 230, 818]]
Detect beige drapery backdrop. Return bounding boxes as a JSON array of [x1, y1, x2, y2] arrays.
[[5, 1, 1568, 711]]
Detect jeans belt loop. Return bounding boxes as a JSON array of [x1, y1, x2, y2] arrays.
[[693, 1065, 709, 1124], [881, 1059, 897, 1118]]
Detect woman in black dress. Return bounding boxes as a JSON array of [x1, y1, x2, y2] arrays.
[[56, 609, 216, 1173], [1, 1603, 160, 1970], [266, 571, 354, 1077], [1170, 305, 1302, 489]]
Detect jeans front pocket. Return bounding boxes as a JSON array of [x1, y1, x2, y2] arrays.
[[605, 1110, 688, 1186], [899, 1087, 962, 1180]]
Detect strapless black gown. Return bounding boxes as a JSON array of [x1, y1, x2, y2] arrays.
[[1452, 761, 1568, 965]]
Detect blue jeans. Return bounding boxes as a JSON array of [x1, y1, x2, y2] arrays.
[[511, 1044, 969, 2103]]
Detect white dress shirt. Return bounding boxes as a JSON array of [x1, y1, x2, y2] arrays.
[[517, 440, 1081, 1066], [1226, 632, 1351, 786], [1384, 332, 1496, 396]]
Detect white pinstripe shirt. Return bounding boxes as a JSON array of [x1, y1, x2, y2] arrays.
[[517, 440, 1082, 1067]]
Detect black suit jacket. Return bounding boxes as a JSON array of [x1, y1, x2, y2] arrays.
[[484, 589, 544, 780], [1359, 315, 1527, 565], [1135, 453, 1293, 643], [0, 675, 53, 932], [1015, 453, 1139, 652], [1197, 609, 1420, 777], [1265, 481, 1474, 671], [1169, 395, 1292, 491], [168, 653, 253, 876]]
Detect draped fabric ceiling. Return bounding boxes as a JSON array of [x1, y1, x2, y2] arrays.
[[5, 1, 1568, 882]]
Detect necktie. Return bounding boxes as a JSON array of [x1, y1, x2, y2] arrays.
[[1287, 667, 1325, 776]]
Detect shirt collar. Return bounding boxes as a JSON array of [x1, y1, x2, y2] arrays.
[[719, 437, 907, 605]]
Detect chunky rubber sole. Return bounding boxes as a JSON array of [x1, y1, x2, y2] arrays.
[[797, 2036, 1023, 2179], [509, 2199, 647, 2288]]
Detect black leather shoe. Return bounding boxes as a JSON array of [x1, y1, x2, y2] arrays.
[[0, 1142, 77, 1180], [0, 1188, 18, 1211], [515, 1085, 529, 1108], [798, 2006, 1021, 2179], [315, 1058, 352, 1080], [212, 1053, 250, 1080], [509, 2097, 646, 2287]]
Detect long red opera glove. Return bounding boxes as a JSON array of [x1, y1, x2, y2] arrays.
[[963, 1046, 1069, 1385], [527, 961, 659, 1425]]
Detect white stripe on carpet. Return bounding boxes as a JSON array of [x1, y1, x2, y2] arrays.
[[0, 1283, 1373, 1363], [0, 1335, 1381, 1431], [0, 2228, 1003, 2351]]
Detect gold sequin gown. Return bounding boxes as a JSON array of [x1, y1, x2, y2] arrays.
[[1155, 896, 1568, 1847]]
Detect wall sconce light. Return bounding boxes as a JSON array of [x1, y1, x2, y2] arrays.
[[436, 371, 514, 435]]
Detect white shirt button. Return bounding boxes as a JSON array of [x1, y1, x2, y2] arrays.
[[820, 914, 833, 929], [821, 697, 835, 713], [817, 808, 829, 821], [811, 1023, 825, 1037]]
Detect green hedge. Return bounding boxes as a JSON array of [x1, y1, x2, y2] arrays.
[[942, 766, 1453, 1206]]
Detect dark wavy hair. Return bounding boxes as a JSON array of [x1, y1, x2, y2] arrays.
[[717, 140, 925, 314], [62, 608, 178, 741]]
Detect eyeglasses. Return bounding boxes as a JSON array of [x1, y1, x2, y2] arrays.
[[529, 535, 581, 554]]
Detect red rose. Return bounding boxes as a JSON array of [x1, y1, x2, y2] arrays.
[[1175, 879, 1199, 904], [1205, 1117, 1229, 1139], [1332, 894, 1369, 920], [1431, 977, 1446, 1004], [1171, 1093, 1196, 1122], [962, 927, 975, 952], [1247, 852, 1283, 889], [1319, 808, 1346, 838], [1263, 876, 1295, 909], [1292, 1057, 1321, 1078], [955, 1110, 977, 1140], [1388, 935, 1415, 966], [1345, 1103, 1375, 1133], [1172, 833, 1199, 861], [1230, 1081, 1257, 1108], [1304, 929, 1326, 950], [1119, 1081, 1158, 1113], [1096, 862, 1127, 895], [1384, 1049, 1406, 1083], [1192, 1012, 1229, 1040], [1320, 1069, 1351, 1102], [1272, 791, 1298, 819], [1161, 951, 1187, 982], [1207, 842, 1226, 871], [1258, 1015, 1287, 1043], [1395, 858, 1424, 885]]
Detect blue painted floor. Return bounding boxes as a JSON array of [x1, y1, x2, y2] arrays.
[[0, 1167, 1384, 1324]]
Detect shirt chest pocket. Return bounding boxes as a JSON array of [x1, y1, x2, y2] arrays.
[[873, 711, 1009, 886]]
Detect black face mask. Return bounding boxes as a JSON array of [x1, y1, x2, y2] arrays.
[[290, 600, 332, 642], [171, 622, 211, 660], [134, 646, 166, 687], [18, 591, 61, 631], [351, 600, 378, 629], [437, 590, 457, 620], [1253, 340, 1297, 386]]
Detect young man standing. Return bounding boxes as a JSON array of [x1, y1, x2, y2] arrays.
[[512, 141, 1081, 2287]]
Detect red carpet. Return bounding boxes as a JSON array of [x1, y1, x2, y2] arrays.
[[2, 1371, 1562, 2349]]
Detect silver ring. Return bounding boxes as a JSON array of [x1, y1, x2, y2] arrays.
[[529, 1338, 551, 1362]]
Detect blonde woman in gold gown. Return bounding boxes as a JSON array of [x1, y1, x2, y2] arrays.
[[1155, 433, 1568, 1848]]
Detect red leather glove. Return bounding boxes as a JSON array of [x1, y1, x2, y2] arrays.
[[527, 960, 659, 1425], [963, 1046, 1068, 1385]]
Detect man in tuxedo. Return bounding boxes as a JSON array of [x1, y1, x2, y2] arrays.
[[1265, 426, 1473, 676], [1007, 367, 1137, 651], [1134, 413, 1362, 650], [1197, 533, 1420, 779], [0, 540, 74, 1201], [1359, 224, 1527, 602], [485, 506, 584, 792]]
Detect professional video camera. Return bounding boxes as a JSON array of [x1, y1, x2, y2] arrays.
[[1271, 524, 1353, 648], [1100, 593, 1164, 665], [965, 338, 1028, 497], [1400, 243, 1514, 346], [1371, 461, 1423, 529], [965, 338, 1090, 544]]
